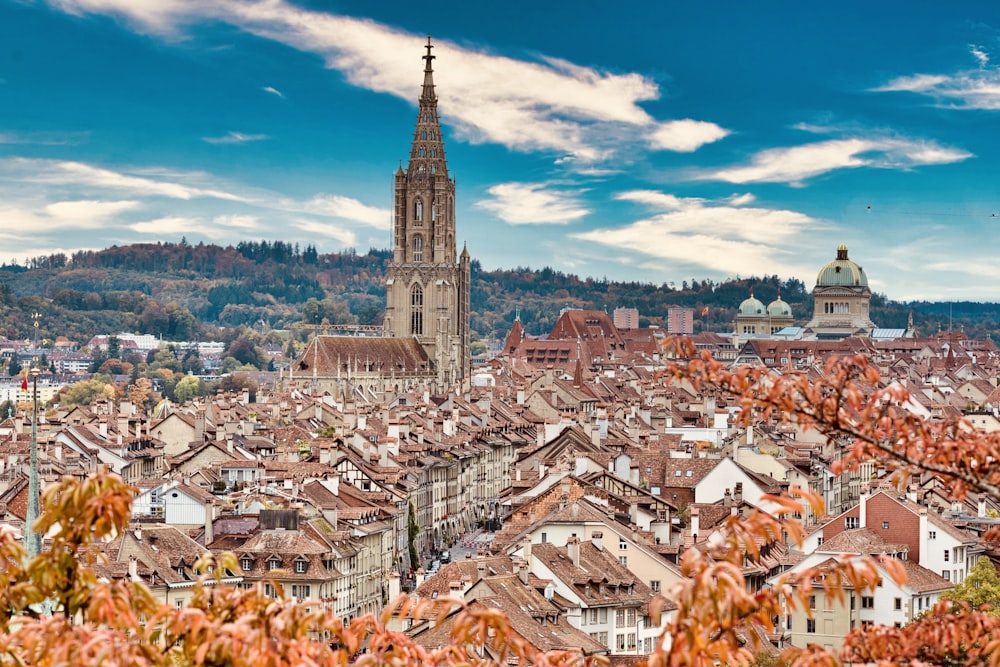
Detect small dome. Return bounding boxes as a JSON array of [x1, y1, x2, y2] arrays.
[[816, 243, 868, 287], [738, 292, 766, 316], [767, 297, 792, 317]]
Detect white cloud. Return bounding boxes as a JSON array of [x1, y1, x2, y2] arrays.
[[43, 0, 725, 163], [873, 49, 1000, 110], [701, 137, 971, 185], [647, 119, 730, 152], [212, 214, 259, 229], [0, 157, 246, 201], [574, 191, 818, 277], [0, 199, 141, 234], [971, 45, 990, 68], [44, 199, 141, 223], [202, 131, 269, 144], [129, 216, 204, 235], [292, 219, 357, 246], [299, 195, 390, 229], [476, 182, 590, 225], [262, 85, 284, 98]]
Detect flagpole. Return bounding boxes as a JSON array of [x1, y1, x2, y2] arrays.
[[26, 367, 40, 558]]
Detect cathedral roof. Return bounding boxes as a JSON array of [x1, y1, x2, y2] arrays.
[[293, 336, 432, 376], [816, 244, 868, 287]]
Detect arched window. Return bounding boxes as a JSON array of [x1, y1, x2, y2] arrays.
[[431, 203, 436, 221], [414, 198, 423, 221], [421, 131, 427, 139], [418, 148, 425, 157], [413, 235, 423, 262], [410, 284, 424, 336]]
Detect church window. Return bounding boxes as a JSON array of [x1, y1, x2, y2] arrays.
[[410, 284, 424, 336], [414, 199, 423, 221], [430, 149, 436, 157], [412, 235, 423, 262], [419, 148, 425, 157], [430, 165, 436, 173], [421, 131, 427, 139], [431, 204, 437, 221]]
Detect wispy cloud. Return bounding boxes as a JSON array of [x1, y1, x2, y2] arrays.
[[874, 46, 1000, 109], [292, 219, 358, 246], [647, 119, 730, 152], [262, 85, 284, 98], [212, 214, 260, 229], [297, 195, 390, 229], [574, 190, 818, 277], [202, 131, 269, 144], [476, 182, 590, 224], [0, 157, 246, 201], [42, 0, 727, 163], [699, 136, 971, 185], [129, 216, 204, 235], [0, 130, 88, 145]]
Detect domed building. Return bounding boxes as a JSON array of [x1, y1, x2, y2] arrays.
[[802, 244, 876, 339], [734, 289, 794, 336]]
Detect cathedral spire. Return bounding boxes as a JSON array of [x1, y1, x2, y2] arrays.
[[422, 35, 436, 101], [408, 37, 448, 180]]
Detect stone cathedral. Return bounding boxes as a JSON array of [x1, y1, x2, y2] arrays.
[[384, 38, 471, 387], [286, 40, 470, 399]]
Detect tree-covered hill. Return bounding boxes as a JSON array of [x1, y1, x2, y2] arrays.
[[1, 241, 998, 346]]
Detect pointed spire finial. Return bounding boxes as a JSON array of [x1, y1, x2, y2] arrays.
[[423, 35, 435, 72]]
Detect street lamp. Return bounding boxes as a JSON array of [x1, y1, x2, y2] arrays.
[[31, 312, 41, 350]]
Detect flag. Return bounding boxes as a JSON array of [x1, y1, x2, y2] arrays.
[[20, 372, 28, 392]]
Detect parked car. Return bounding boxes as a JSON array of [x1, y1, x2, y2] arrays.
[[440, 550, 451, 563]]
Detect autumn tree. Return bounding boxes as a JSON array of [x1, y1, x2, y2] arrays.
[[0, 470, 611, 667], [655, 340, 1000, 667]]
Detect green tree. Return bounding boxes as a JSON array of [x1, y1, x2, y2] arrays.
[[942, 556, 1000, 616], [173, 375, 201, 403], [57, 377, 116, 409], [107, 335, 121, 360], [7, 356, 21, 377], [407, 502, 419, 573]]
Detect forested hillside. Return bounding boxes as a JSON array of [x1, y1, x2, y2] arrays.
[[1, 241, 997, 346]]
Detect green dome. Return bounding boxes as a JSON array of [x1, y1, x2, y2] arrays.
[[738, 293, 766, 315], [816, 244, 868, 287], [767, 298, 792, 317]]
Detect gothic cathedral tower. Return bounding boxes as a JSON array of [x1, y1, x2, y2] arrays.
[[384, 39, 471, 388]]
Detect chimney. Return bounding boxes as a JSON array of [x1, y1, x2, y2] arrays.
[[517, 558, 529, 585], [979, 495, 988, 518], [477, 559, 487, 579], [690, 506, 700, 545], [128, 556, 139, 582], [520, 537, 532, 564], [415, 568, 426, 587], [723, 488, 732, 507], [388, 572, 401, 602], [204, 503, 214, 545], [566, 536, 580, 568], [194, 412, 206, 443], [734, 482, 743, 505], [590, 530, 603, 551]]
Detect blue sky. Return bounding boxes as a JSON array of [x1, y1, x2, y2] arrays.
[[1, 1, 999, 301]]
